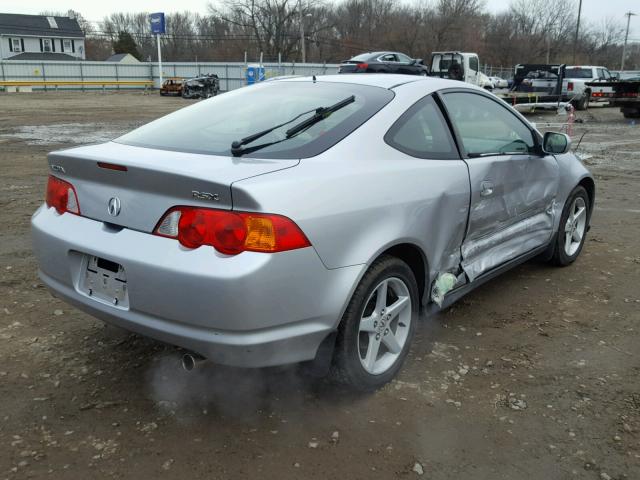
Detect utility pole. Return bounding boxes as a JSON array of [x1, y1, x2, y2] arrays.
[[299, 0, 306, 63], [572, 0, 583, 64], [621, 12, 637, 71]]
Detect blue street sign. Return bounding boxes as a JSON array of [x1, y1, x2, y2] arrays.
[[149, 13, 165, 34]]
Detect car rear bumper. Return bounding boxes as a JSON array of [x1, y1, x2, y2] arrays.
[[31, 205, 364, 367]]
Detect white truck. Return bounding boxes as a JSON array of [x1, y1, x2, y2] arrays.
[[562, 65, 615, 110], [428, 52, 494, 90]]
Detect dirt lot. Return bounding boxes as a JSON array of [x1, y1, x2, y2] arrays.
[[0, 92, 639, 480]]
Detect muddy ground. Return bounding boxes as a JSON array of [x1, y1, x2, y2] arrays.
[[0, 92, 638, 480]]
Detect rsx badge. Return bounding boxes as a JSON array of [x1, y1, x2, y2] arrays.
[[192, 191, 220, 201]]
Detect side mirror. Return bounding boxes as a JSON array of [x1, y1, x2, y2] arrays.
[[543, 131, 571, 154]]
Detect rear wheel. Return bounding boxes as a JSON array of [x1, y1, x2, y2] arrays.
[[332, 255, 418, 391], [550, 186, 590, 266], [573, 92, 590, 111]]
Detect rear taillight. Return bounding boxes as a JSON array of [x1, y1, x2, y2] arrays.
[[357, 63, 369, 70], [154, 207, 311, 255], [45, 175, 80, 215], [567, 82, 574, 91]]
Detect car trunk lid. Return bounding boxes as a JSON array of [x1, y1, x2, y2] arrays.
[[47, 141, 298, 233], [339, 62, 365, 73]]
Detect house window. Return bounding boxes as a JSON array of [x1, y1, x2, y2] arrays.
[[11, 38, 22, 52], [42, 39, 51, 52], [63, 39, 72, 52]]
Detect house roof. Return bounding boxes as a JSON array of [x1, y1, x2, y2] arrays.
[[0, 13, 84, 38], [6, 52, 79, 61], [106, 53, 139, 62]]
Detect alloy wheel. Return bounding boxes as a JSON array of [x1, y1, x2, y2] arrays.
[[357, 277, 412, 375], [563, 197, 587, 256]]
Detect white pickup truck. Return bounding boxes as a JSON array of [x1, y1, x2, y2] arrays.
[[562, 66, 615, 110]]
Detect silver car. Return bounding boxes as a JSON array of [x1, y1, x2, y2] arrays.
[[31, 74, 594, 390]]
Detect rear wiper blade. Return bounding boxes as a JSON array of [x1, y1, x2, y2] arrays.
[[230, 107, 317, 155], [230, 95, 356, 157], [284, 95, 355, 138]]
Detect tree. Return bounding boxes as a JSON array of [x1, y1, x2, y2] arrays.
[[112, 31, 141, 59]]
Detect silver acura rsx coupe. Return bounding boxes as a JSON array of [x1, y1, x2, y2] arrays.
[[31, 74, 594, 390]]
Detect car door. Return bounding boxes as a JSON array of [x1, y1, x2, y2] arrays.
[[440, 90, 560, 281], [466, 55, 480, 85], [378, 53, 398, 73]]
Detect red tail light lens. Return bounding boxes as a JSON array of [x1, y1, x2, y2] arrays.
[[567, 82, 574, 91], [46, 175, 80, 215], [154, 207, 311, 255], [357, 63, 369, 70]]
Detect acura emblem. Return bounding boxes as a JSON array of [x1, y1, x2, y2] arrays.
[[107, 197, 121, 217]]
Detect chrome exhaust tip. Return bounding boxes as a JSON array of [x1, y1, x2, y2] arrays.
[[181, 353, 206, 372]]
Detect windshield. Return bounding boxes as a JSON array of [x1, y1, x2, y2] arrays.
[[116, 82, 393, 159], [565, 68, 594, 79]]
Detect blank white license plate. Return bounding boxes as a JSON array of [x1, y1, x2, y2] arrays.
[[81, 256, 128, 307]]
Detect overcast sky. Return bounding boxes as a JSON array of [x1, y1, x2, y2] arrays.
[[3, 0, 638, 37]]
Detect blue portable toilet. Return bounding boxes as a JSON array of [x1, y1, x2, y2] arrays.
[[246, 64, 265, 85]]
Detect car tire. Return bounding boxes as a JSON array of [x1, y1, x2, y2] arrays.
[[550, 186, 590, 266], [622, 109, 640, 119], [574, 93, 590, 111], [331, 255, 418, 391]]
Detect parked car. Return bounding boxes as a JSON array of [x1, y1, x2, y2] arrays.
[[489, 76, 508, 89], [159, 78, 184, 96], [181, 74, 220, 99], [31, 74, 594, 391], [339, 52, 428, 75]]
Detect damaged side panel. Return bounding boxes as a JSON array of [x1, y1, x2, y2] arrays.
[[460, 210, 554, 280], [460, 153, 560, 281]]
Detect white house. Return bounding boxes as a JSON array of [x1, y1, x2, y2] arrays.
[[105, 53, 140, 64], [0, 12, 86, 61]]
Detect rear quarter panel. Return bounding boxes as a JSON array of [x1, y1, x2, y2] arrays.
[[232, 84, 471, 283]]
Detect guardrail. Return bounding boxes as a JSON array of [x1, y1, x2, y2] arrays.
[[0, 80, 154, 92]]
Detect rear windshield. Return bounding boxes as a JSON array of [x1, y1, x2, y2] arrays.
[[116, 81, 393, 159], [348, 53, 375, 62], [565, 68, 594, 79]]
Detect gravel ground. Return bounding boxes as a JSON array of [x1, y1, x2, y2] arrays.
[[0, 92, 639, 480]]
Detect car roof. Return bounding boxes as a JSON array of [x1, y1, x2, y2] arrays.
[[274, 73, 477, 93], [347, 51, 401, 60], [276, 73, 420, 89]]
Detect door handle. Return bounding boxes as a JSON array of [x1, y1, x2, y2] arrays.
[[480, 181, 494, 197]]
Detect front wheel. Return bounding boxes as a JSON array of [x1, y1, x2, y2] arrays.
[[331, 255, 418, 391], [550, 186, 590, 266]]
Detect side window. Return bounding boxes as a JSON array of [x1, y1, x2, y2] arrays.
[[468, 56, 479, 72], [597, 68, 606, 79], [397, 53, 413, 63], [381, 54, 397, 62], [442, 92, 536, 157], [385, 95, 458, 160]]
